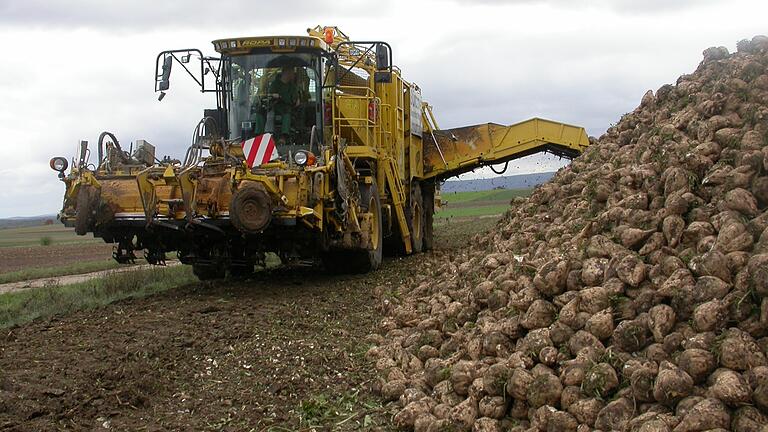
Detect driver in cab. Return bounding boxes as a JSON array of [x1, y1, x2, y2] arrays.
[[268, 66, 300, 142]]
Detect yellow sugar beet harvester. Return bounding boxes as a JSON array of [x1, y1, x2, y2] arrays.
[[50, 26, 589, 280]]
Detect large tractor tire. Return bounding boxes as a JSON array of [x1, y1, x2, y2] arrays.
[[384, 181, 424, 256], [322, 180, 383, 274], [353, 179, 383, 272], [75, 185, 99, 236], [422, 181, 435, 251], [231, 183, 272, 234], [409, 181, 425, 253]]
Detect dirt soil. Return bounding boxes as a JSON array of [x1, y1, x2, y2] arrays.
[[0, 221, 491, 431], [0, 243, 114, 274]]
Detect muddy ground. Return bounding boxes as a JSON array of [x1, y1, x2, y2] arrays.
[[0, 243, 114, 274], [0, 219, 494, 431]]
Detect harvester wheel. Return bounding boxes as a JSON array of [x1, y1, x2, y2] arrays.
[[354, 179, 383, 272], [75, 185, 99, 236], [409, 182, 424, 253], [422, 181, 435, 251], [231, 183, 272, 234], [193, 264, 225, 281], [323, 180, 383, 273]]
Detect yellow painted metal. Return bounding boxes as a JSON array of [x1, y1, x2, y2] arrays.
[[346, 146, 378, 159], [64, 170, 101, 203], [409, 137, 424, 179], [421, 117, 590, 179], [236, 173, 289, 205], [136, 167, 170, 222], [96, 179, 145, 216], [298, 206, 316, 217], [177, 167, 200, 221], [423, 103, 441, 131]]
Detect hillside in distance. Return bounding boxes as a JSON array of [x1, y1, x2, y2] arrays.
[[441, 172, 555, 193]]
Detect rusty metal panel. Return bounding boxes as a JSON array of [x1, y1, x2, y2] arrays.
[[99, 179, 144, 214], [422, 118, 589, 180]]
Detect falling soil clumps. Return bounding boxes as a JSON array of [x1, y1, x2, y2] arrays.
[[370, 35, 768, 431]]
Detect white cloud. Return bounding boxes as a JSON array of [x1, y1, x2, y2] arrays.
[[0, 0, 380, 30], [0, 0, 767, 216]]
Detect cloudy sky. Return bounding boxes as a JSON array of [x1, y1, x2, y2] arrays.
[[0, 0, 766, 217]]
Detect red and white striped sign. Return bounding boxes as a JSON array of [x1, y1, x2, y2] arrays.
[[242, 133, 279, 168]]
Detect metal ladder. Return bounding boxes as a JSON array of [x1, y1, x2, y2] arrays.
[[383, 156, 412, 254]]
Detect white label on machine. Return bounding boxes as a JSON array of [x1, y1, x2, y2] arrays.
[[410, 85, 423, 137]]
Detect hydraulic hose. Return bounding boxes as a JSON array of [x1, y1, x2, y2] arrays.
[[490, 161, 509, 175], [97, 131, 125, 169], [183, 117, 220, 167]]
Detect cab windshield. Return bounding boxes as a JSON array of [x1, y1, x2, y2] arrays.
[[228, 52, 322, 151]]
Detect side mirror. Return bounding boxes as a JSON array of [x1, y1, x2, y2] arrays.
[[375, 43, 390, 70], [153, 48, 210, 100], [159, 55, 173, 91]]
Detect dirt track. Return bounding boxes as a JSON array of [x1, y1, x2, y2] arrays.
[[0, 221, 490, 431], [0, 262, 181, 295]]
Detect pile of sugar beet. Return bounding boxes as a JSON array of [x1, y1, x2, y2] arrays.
[[367, 36, 768, 432]]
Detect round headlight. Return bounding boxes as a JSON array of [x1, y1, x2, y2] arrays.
[[50, 157, 69, 172], [294, 151, 308, 166]]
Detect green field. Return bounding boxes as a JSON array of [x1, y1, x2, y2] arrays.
[[436, 188, 530, 220], [0, 224, 101, 248]]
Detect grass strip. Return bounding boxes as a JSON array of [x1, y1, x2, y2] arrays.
[[0, 265, 195, 328], [0, 260, 122, 284], [435, 204, 511, 219], [439, 188, 531, 204]]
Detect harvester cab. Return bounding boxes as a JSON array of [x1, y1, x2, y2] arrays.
[[50, 26, 590, 280]]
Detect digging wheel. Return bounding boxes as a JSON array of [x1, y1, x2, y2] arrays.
[[75, 184, 99, 236], [230, 183, 273, 234]]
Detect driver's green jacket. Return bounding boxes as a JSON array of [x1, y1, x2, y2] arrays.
[[269, 76, 299, 114]]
